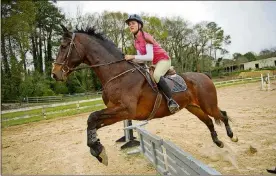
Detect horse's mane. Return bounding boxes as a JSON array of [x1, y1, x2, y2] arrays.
[[75, 26, 105, 40], [74, 26, 124, 59]]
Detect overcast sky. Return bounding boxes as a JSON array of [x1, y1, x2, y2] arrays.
[[56, 1, 276, 58]]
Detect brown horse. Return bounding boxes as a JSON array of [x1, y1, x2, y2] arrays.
[[52, 25, 238, 166]]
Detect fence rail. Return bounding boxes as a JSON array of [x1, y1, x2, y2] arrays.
[[214, 75, 276, 86], [2, 98, 102, 114], [24, 92, 102, 103], [128, 124, 221, 176], [25, 96, 63, 103]]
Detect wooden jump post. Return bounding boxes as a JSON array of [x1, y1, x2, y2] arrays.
[[261, 73, 271, 91], [116, 120, 140, 149]]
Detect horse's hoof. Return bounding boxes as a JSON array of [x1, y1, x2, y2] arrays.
[[267, 167, 276, 174], [217, 141, 224, 148], [99, 146, 108, 166], [231, 135, 238, 142]]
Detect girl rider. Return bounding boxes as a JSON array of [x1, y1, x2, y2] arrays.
[[124, 14, 179, 114]]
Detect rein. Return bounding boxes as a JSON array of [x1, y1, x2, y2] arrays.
[[72, 60, 125, 71]]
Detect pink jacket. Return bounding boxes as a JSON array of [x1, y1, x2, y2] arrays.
[[134, 31, 170, 65]]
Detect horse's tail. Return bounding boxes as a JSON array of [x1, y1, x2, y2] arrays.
[[214, 108, 232, 126]]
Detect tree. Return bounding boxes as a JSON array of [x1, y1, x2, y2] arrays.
[[33, 1, 65, 75], [243, 52, 256, 61], [1, 1, 36, 100], [206, 22, 231, 60], [163, 16, 193, 72], [257, 47, 276, 60], [233, 53, 242, 59], [1, 1, 65, 101]]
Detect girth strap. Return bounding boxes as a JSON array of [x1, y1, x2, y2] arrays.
[[147, 92, 162, 120]]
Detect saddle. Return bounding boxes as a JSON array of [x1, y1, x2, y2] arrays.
[[134, 63, 187, 93]]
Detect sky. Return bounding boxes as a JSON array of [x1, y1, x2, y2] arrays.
[[55, 1, 276, 58]]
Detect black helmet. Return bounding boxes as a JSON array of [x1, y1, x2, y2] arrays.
[[125, 14, 143, 28]]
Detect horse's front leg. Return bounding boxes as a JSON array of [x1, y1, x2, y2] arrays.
[[87, 106, 128, 166]]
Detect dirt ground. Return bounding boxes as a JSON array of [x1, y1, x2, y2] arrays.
[[2, 82, 276, 175]]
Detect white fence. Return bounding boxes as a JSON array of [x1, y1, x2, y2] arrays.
[[25, 96, 63, 103], [214, 74, 276, 87], [1, 98, 102, 114], [126, 123, 221, 176]]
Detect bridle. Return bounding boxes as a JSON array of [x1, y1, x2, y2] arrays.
[[53, 33, 125, 74], [53, 33, 81, 74]]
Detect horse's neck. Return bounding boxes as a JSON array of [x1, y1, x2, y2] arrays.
[[92, 61, 132, 86], [84, 43, 132, 86]]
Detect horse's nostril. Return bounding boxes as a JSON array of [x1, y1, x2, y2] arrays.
[[51, 73, 57, 79]]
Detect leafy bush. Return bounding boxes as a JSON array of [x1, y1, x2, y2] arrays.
[[19, 72, 56, 98]]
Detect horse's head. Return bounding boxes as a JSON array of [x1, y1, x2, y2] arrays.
[[51, 25, 86, 81]]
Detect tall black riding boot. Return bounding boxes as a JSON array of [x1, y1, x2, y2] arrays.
[[157, 76, 180, 113]]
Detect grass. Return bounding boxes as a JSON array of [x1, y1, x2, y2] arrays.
[[1, 100, 105, 128]]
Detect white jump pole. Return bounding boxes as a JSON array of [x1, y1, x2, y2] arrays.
[[261, 73, 272, 91], [267, 73, 271, 90], [124, 120, 130, 142], [261, 74, 264, 90]]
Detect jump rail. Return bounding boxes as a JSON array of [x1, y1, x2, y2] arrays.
[[126, 122, 221, 176]]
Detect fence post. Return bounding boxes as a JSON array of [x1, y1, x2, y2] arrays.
[[267, 73, 271, 90], [42, 106, 46, 118], [261, 74, 264, 90], [76, 101, 80, 110]]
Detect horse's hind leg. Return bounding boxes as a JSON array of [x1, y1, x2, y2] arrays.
[[219, 109, 238, 142], [186, 105, 224, 148], [206, 107, 238, 142]]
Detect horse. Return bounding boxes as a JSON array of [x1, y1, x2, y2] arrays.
[[51, 25, 238, 166]]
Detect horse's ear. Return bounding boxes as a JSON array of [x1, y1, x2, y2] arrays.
[[60, 24, 69, 33]]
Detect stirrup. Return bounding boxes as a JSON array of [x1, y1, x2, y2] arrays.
[[168, 99, 180, 113]]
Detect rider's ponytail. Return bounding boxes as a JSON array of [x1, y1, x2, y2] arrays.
[[134, 29, 154, 45]]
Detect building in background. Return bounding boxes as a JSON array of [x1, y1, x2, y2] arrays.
[[242, 57, 276, 70], [223, 57, 276, 72]]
